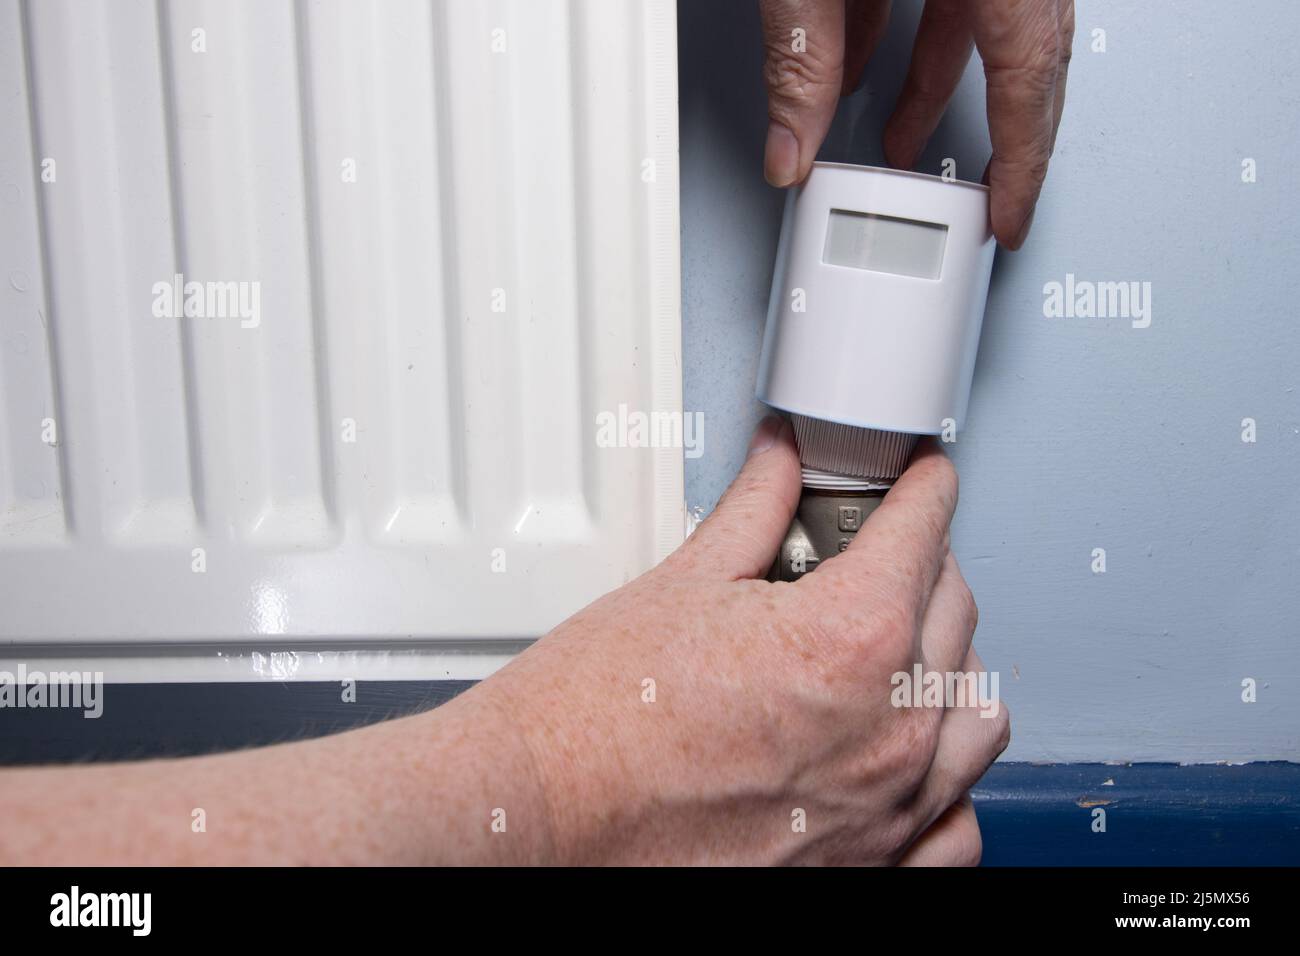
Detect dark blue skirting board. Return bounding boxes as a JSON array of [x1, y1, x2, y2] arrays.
[[973, 762, 1300, 866], [2, 680, 1296, 866]]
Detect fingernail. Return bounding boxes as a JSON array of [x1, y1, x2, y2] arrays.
[[1011, 206, 1036, 249], [764, 121, 799, 188], [881, 121, 917, 171], [748, 415, 783, 457], [841, 67, 868, 98]]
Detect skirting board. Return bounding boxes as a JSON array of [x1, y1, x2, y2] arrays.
[[2, 679, 1296, 867]]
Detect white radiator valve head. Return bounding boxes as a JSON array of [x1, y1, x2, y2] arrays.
[[756, 163, 997, 486]]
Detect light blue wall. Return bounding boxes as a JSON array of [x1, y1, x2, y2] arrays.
[[680, 0, 1299, 762]]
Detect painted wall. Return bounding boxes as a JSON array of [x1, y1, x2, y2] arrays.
[[680, 0, 1300, 762]]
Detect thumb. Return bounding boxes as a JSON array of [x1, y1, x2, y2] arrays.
[[760, 0, 846, 187], [663, 416, 802, 582]]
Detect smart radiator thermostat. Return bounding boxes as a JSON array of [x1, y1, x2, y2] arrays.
[[756, 163, 997, 484]]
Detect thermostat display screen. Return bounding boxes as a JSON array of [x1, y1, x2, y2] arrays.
[[823, 209, 948, 279]]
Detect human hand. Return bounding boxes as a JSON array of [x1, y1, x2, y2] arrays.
[[759, 0, 1074, 248], [482, 417, 1009, 864], [0, 418, 1007, 867]]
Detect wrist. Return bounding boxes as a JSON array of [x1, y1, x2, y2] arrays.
[[387, 680, 560, 865], [488, 648, 659, 865]]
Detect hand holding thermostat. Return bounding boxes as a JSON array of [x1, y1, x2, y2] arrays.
[[490, 417, 1009, 864], [759, 0, 1074, 248], [0, 419, 1008, 866]]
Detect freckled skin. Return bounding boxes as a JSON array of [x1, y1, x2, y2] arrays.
[[0, 421, 1006, 867], [461, 422, 1007, 865]]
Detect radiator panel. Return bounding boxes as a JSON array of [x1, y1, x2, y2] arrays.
[[0, 0, 682, 672]]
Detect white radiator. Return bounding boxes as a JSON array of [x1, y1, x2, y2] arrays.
[[0, 0, 682, 679]]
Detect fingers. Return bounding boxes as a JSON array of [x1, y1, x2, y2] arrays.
[[663, 416, 802, 582], [840, 0, 892, 96], [972, 0, 1065, 248], [809, 439, 958, 629], [916, 647, 1010, 827], [919, 550, 978, 675], [882, 0, 974, 170], [898, 793, 981, 866], [759, 0, 846, 187]]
